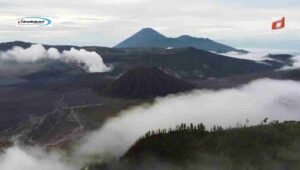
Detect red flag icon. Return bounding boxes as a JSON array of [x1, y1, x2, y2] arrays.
[[272, 17, 285, 30]]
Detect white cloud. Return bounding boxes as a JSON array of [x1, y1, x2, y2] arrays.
[[0, 146, 76, 170], [290, 55, 300, 68], [219, 51, 270, 61], [220, 48, 300, 63], [76, 79, 300, 158]]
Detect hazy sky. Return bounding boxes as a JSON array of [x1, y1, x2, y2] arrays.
[[0, 0, 299, 49]]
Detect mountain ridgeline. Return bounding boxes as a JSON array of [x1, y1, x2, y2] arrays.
[[115, 28, 247, 53], [111, 47, 275, 80], [0, 41, 288, 83]]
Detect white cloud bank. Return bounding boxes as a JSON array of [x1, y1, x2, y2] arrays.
[[290, 55, 300, 68], [220, 51, 270, 61], [0, 146, 76, 170], [220, 48, 300, 62], [0, 45, 111, 73], [2, 79, 300, 169], [77, 79, 300, 157]]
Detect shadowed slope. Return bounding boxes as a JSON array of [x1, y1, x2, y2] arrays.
[[103, 67, 194, 99]]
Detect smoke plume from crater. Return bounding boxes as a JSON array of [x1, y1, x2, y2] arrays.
[[0, 44, 111, 73]]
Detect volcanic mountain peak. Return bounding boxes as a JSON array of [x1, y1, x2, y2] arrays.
[[103, 67, 194, 99], [136, 28, 166, 38], [115, 28, 247, 53], [114, 28, 166, 48]]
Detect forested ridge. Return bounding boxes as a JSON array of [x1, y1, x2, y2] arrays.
[[121, 121, 300, 170]]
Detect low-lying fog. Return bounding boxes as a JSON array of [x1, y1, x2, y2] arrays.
[[78, 79, 300, 157], [2, 78, 300, 170]]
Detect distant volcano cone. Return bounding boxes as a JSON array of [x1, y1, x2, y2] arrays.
[[103, 67, 194, 99], [114, 28, 166, 48], [114, 28, 247, 53]]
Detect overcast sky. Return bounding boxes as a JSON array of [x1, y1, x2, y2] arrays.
[[0, 0, 299, 49]]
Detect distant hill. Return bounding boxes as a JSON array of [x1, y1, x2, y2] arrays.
[[0, 41, 81, 52], [103, 67, 194, 98], [111, 47, 275, 80], [115, 28, 247, 53], [267, 54, 294, 65], [0, 41, 32, 51]]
